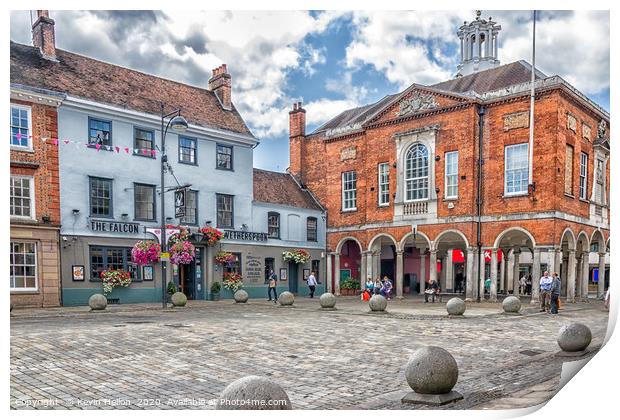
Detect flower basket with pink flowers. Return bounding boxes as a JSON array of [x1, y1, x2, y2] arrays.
[[223, 272, 243, 292], [131, 240, 161, 265], [200, 226, 224, 246], [215, 251, 236, 266], [169, 241, 195, 265]]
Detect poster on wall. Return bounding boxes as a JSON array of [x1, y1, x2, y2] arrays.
[[280, 268, 287, 281], [142, 265, 154, 281], [303, 269, 310, 280], [72, 265, 85, 281]]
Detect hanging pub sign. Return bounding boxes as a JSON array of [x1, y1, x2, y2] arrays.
[[90, 220, 140, 234], [174, 188, 186, 218]]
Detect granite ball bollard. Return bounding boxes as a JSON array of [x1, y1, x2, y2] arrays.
[[446, 297, 466, 316], [502, 296, 522, 313], [319, 293, 336, 309], [369, 294, 387, 312], [557, 323, 592, 353], [171, 292, 188, 307], [279, 291, 295, 306], [402, 346, 463, 406], [216, 375, 292, 410], [88, 293, 107, 310], [234, 289, 249, 303]]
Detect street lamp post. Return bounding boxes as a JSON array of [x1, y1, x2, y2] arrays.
[[160, 104, 188, 309]]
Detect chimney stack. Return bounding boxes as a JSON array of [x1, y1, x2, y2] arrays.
[[289, 101, 306, 178], [208, 64, 232, 110], [32, 10, 57, 61]]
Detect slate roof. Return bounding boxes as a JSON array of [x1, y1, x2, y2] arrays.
[[253, 169, 322, 211], [313, 94, 398, 134], [10, 41, 254, 137]]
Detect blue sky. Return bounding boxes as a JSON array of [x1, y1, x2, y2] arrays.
[[10, 10, 610, 171]]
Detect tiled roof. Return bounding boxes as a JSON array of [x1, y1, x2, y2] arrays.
[[431, 60, 546, 94], [253, 169, 322, 211], [313, 60, 546, 135], [10, 41, 254, 137]]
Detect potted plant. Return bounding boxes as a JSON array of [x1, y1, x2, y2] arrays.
[[210, 281, 221, 301], [200, 226, 224, 246], [340, 277, 360, 296], [131, 240, 161, 265], [223, 272, 244, 293], [100, 269, 132, 297], [282, 249, 311, 264]]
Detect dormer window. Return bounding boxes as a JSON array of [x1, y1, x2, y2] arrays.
[[405, 143, 429, 201]]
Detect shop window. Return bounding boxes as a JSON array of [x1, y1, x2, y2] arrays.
[[264, 257, 275, 282], [89, 246, 138, 281], [10, 241, 37, 290], [225, 253, 242, 275]]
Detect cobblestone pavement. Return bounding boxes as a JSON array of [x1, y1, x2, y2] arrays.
[[10, 296, 610, 410]]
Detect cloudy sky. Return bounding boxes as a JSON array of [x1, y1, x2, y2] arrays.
[[10, 10, 610, 171]]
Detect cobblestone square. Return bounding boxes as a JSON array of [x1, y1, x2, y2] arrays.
[[10, 297, 609, 410]]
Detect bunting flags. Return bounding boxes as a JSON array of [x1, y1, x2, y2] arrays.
[[31, 134, 158, 157]]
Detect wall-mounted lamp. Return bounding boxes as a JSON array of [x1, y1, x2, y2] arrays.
[[121, 213, 129, 219], [72, 209, 80, 216], [435, 187, 440, 194], [193, 231, 205, 243], [435, 155, 441, 161]]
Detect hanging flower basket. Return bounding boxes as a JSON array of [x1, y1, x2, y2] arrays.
[[167, 224, 190, 246], [223, 272, 243, 292], [169, 240, 196, 265], [131, 240, 161, 265], [200, 226, 224, 246], [100, 269, 132, 295], [283, 249, 311, 264], [215, 251, 236, 265]]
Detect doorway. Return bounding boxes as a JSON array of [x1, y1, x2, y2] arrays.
[[289, 261, 298, 294], [178, 247, 204, 300]]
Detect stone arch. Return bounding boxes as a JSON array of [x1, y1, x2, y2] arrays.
[[493, 226, 537, 250], [367, 232, 398, 252], [335, 236, 363, 254], [399, 231, 432, 252], [576, 231, 590, 253], [432, 229, 470, 251], [559, 227, 576, 250], [590, 229, 606, 248]]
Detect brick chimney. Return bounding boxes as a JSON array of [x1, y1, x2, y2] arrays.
[[208, 64, 232, 110], [289, 102, 306, 178], [32, 10, 57, 61]]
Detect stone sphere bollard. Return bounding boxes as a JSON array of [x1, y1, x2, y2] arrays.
[[557, 323, 592, 353], [171, 292, 188, 307], [446, 297, 466, 316], [279, 291, 295, 306], [216, 375, 292, 410], [234, 289, 249, 303], [88, 294, 107, 310], [402, 346, 463, 405], [319, 292, 336, 309], [369, 294, 388, 312], [502, 296, 521, 313]]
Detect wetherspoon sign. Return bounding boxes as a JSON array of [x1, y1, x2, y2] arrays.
[[223, 230, 268, 242]]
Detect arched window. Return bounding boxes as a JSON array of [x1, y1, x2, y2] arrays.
[[405, 143, 429, 201]]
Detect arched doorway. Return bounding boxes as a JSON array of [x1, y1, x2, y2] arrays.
[[333, 237, 363, 295], [559, 228, 577, 299], [590, 230, 607, 298], [433, 230, 469, 296], [367, 233, 398, 291], [399, 231, 432, 296], [575, 231, 590, 301], [494, 228, 536, 302]]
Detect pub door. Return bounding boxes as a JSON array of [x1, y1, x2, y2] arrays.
[[289, 262, 299, 294]]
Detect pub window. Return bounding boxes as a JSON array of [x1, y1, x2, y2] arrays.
[[89, 176, 113, 217], [342, 171, 357, 211], [224, 253, 242, 275], [579, 152, 588, 200], [216, 194, 234, 228], [378, 163, 390, 206], [10, 104, 32, 150], [88, 117, 112, 147], [89, 246, 139, 281], [10, 175, 34, 219], [178, 136, 197, 165], [134, 128, 155, 157], [267, 212, 280, 238], [10, 241, 37, 291], [134, 183, 156, 221], [445, 151, 459, 199], [264, 257, 275, 282], [180, 190, 198, 225], [307, 217, 318, 242], [216, 144, 233, 170], [504, 143, 529, 196], [565, 144, 574, 195], [311, 259, 320, 282]]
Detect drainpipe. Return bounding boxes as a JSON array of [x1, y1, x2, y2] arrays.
[[476, 104, 485, 302]]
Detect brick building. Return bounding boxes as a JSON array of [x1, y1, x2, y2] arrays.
[[10, 13, 63, 307], [288, 12, 610, 303]]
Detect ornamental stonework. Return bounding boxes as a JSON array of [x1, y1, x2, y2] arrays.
[[582, 123, 591, 141], [398, 92, 438, 117], [503, 111, 529, 131], [340, 146, 356, 161], [567, 113, 577, 132]]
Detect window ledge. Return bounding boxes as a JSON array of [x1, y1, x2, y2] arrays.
[[502, 193, 529, 199], [564, 193, 575, 199], [341, 209, 357, 213], [579, 198, 590, 204], [133, 152, 156, 159], [216, 167, 235, 172], [10, 290, 40, 294], [10, 147, 34, 153], [377, 204, 390, 208], [443, 197, 458, 202], [178, 160, 199, 166]]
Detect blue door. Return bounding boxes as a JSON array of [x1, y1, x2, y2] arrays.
[[289, 262, 298, 294]]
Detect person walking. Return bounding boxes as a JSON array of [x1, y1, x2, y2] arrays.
[[267, 269, 278, 304], [455, 271, 464, 294], [381, 275, 393, 300], [519, 275, 527, 295], [550, 272, 562, 314], [539, 271, 553, 312], [307, 271, 317, 298], [526, 274, 532, 295]]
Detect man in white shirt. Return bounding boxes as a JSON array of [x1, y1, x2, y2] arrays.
[[307, 271, 317, 298], [539, 271, 554, 313]]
